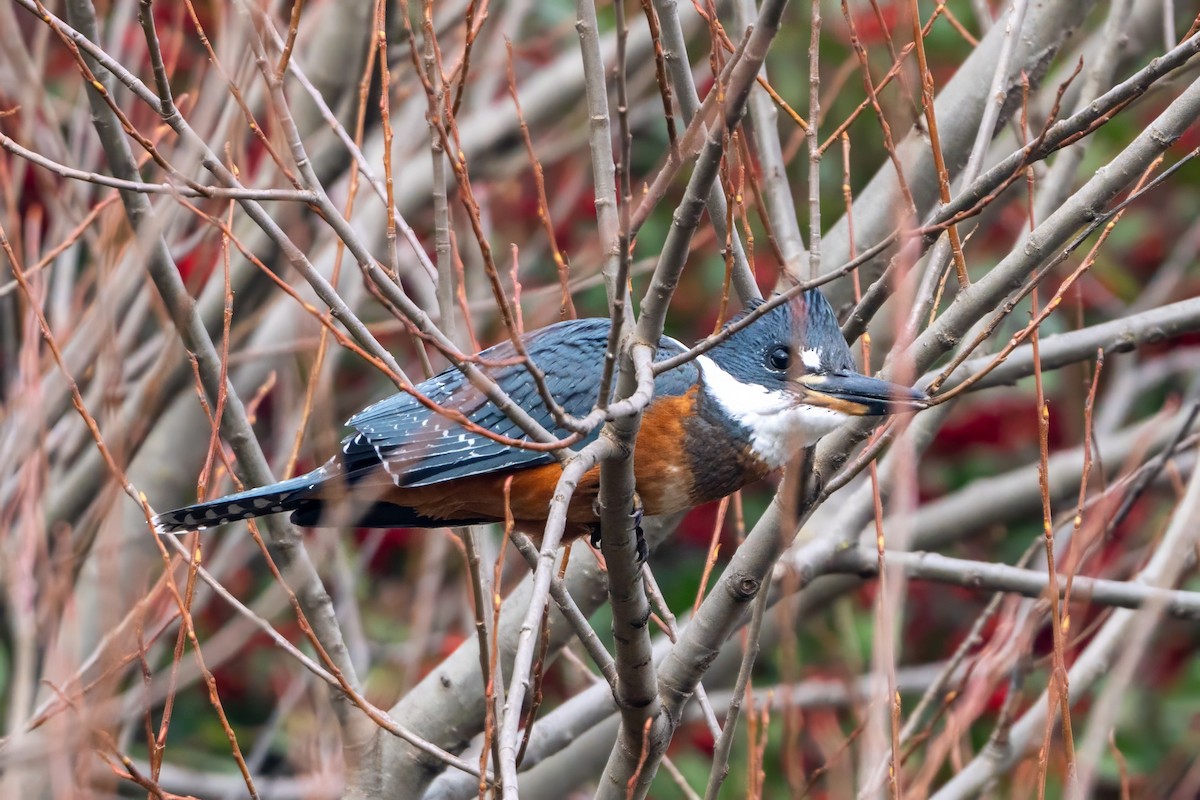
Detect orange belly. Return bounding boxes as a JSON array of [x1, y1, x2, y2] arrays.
[[366, 394, 701, 537]]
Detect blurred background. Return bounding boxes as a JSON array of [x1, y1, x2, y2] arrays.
[[2, 0, 1200, 797]]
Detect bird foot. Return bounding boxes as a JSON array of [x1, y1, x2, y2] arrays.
[[631, 493, 647, 564], [588, 494, 647, 564], [634, 524, 648, 565]]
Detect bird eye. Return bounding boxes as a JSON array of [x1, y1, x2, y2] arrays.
[[766, 345, 790, 372]]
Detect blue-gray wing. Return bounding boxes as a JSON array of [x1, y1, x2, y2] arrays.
[[341, 318, 699, 488]]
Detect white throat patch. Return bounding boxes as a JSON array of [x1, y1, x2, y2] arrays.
[[697, 354, 849, 469]]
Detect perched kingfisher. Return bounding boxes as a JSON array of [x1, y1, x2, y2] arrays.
[[153, 290, 927, 539]]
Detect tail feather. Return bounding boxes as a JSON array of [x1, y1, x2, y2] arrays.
[[152, 473, 322, 534]]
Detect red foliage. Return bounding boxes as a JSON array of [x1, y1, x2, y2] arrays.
[[675, 501, 726, 549], [930, 394, 1068, 457], [834, 2, 903, 46], [175, 236, 221, 286]]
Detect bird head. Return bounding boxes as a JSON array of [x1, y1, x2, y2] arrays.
[[697, 290, 928, 468]]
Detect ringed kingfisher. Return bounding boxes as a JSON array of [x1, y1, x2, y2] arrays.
[[153, 289, 928, 540]]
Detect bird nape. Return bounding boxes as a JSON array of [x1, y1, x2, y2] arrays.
[[152, 290, 928, 541]]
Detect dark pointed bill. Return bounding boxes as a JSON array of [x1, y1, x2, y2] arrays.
[[798, 372, 930, 416]]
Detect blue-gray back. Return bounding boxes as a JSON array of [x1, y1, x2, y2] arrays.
[[342, 319, 699, 487]]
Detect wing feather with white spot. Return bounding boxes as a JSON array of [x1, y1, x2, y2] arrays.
[[342, 319, 698, 488]]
